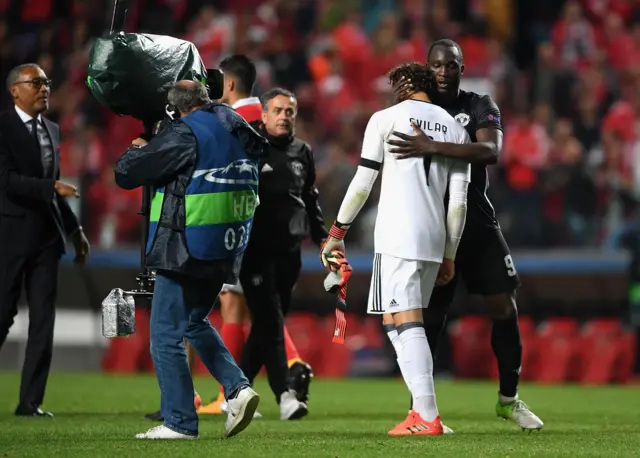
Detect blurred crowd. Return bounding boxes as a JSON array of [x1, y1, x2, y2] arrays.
[[1, 0, 639, 251]]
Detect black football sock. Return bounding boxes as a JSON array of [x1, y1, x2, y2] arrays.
[[491, 317, 522, 399], [423, 311, 447, 358]]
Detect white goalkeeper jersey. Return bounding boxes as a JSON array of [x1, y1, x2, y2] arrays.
[[359, 100, 471, 262]]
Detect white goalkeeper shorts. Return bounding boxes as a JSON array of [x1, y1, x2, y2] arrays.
[[366, 253, 440, 315], [220, 282, 244, 295]]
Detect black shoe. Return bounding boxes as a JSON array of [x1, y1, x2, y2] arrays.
[[15, 404, 53, 418], [144, 409, 164, 421], [289, 361, 313, 403]]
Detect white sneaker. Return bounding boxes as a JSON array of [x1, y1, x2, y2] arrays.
[[221, 400, 263, 419], [279, 389, 308, 420], [135, 425, 197, 440], [224, 386, 260, 438]]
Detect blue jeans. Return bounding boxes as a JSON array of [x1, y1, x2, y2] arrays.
[[150, 271, 249, 435]]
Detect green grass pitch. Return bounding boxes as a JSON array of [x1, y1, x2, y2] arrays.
[[0, 373, 639, 457]]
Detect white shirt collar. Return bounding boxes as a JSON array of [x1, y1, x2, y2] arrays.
[[15, 105, 42, 124], [232, 97, 260, 109]]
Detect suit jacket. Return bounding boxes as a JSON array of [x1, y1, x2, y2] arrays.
[[0, 108, 79, 255]]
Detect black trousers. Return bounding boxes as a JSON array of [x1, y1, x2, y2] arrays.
[[239, 246, 301, 402], [0, 241, 61, 408]]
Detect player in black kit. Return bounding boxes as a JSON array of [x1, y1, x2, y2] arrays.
[[386, 39, 544, 431]]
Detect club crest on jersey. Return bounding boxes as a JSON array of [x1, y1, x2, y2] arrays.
[[291, 161, 305, 177], [454, 113, 470, 127]]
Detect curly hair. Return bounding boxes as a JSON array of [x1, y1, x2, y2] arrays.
[[387, 62, 432, 95]]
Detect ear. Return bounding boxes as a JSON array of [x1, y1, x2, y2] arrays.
[[228, 78, 235, 92], [460, 64, 465, 76], [261, 111, 268, 124]]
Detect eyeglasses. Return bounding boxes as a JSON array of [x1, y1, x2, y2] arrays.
[[13, 79, 52, 90]]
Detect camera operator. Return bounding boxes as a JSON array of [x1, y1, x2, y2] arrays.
[[239, 88, 327, 420], [114, 80, 267, 440]]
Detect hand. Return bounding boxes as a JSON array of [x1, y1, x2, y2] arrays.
[[321, 237, 345, 271], [323, 253, 352, 294], [324, 254, 353, 313], [320, 222, 348, 271], [387, 121, 436, 159], [72, 230, 90, 266], [391, 76, 415, 102], [436, 258, 455, 286], [54, 181, 80, 198], [132, 137, 148, 146]]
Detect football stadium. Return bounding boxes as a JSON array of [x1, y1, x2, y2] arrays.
[[1, 0, 639, 456]]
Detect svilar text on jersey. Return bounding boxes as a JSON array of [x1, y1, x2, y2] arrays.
[[409, 118, 448, 134]]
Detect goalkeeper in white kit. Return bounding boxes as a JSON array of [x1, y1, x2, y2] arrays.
[[320, 63, 471, 436]]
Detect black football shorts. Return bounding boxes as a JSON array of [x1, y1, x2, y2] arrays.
[[430, 228, 521, 307]]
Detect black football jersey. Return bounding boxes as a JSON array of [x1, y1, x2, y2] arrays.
[[440, 90, 502, 230]]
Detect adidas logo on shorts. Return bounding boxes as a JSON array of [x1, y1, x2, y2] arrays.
[[389, 299, 399, 307]]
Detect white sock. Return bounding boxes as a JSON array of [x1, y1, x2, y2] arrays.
[[398, 325, 439, 422], [386, 328, 410, 391], [499, 393, 517, 404]]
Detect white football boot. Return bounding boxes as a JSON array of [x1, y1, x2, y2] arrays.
[[496, 398, 544, 431]]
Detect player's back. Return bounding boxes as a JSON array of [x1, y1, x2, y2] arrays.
[[372, 100, 470, 262]]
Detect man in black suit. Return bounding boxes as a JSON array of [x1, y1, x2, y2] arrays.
[[0, 63, 91, 417]]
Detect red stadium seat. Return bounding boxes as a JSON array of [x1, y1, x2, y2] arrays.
[[343, 313, 363, 345], [359, 316, 385, 350], [530, 318, 580, 383], [315, 315, 354, 377], [576, 319, 633, 385], [285, 313, 322, 368], [101, 307, 151, 373], [614, 331, 637, 384], [489, 316, 538, 381], [519, 316, 536, 336], [519, 316, 539, 381], [448, 316, 492, 379]]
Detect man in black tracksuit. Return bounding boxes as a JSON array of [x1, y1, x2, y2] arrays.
[[240, 88, 327, 420]]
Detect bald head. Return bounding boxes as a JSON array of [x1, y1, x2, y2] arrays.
[[167, 80, 211, 117], [175, 80, 200, 90]]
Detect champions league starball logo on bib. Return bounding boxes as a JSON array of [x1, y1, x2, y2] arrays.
[[192, 159, 259, 185], [454, 113, 470, 127]]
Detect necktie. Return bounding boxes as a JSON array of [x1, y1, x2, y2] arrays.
[[29, 118, 53, 177], [30, 118, 40, 151]]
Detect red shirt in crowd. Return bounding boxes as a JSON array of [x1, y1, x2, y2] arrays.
[[503, 121, 551, 191], [20, 0, 52, 22]]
